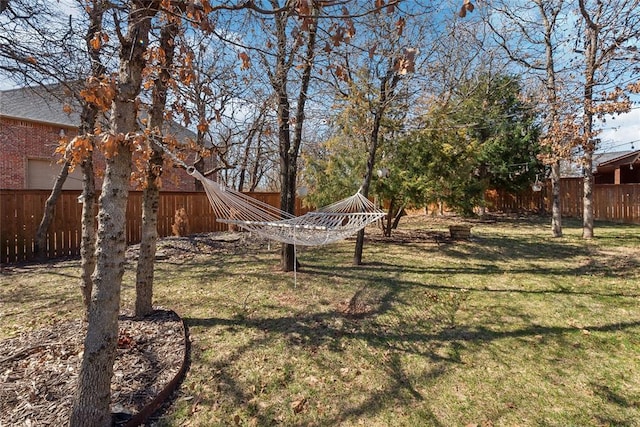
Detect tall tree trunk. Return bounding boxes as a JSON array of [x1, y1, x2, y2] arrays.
[[78, 0, 105, 315], [34, 159, 71, 259], [135, 17, 177, 318], [70, 2, 157, 424], [353, 127, 379, 264], [276, 78, 294, 270], [268, 7, 296, 272], [540, 1, 563, 238], [281, 8, 318, 272], [579, 0, 600, 239], [71, 145, 131, 427], [354, 70, 399, 265], [135, 148, 161, 317], [550, 159, 562, 237]]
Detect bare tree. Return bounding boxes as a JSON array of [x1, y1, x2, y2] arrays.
[[577, 0, 640, 238], [70, 1, 160, 424], [135, 8, 179, 318], [0, 0, 107, 306], [244, 0, 322, 271], [486, 0, 573, 237]]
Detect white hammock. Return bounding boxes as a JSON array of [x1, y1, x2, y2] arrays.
[[187, 167, 385, 246]]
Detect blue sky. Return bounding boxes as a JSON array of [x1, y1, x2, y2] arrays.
[[2, 0, 637, 153]]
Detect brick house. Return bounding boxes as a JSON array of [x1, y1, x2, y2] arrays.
[[0, 84, 201, 191]]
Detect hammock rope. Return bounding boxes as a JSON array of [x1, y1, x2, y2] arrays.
[[186, 167, 386, 247]]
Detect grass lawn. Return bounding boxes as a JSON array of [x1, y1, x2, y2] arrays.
[[2, 215, 640, 426]]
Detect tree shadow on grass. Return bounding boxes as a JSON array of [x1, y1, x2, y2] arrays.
[[432, 235, 590, 263], [590, 382, 640, 427], [301, 261, 640, 298], [183, 286, 640, 426]]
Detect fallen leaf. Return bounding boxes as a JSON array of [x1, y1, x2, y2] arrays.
[[291, 397, 307, 414]]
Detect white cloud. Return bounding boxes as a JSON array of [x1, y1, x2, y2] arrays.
[[598, 107, 640, 152]]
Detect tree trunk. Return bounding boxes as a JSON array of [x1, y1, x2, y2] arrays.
[[582, 149, 594, 238], [135, 17, 176, 318], [79, 156, 96, 313], [353, 125, 379, 263], [391, 205, 405, 230], [279, 154, 296, 271], [550, 159, 562, 237], [579, 0, 599, 239], [273, 6, 318, 273], [70, 2, 157, 424], [70, 145, 131, 427], [34, 159, 71, 259], [354, 69, 399, 265], [193, 154, 205, 191], [383, 198, 395, 237], [78, 0, 105, 315], [354, 122, 381, 263], [135, 150, 161, 317], [269, 9, 296, 272]]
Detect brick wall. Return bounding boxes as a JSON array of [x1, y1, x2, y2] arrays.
[[0, 117, 76, 189], [1, 117, 198, 191]]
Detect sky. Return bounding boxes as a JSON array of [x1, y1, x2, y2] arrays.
[[2, 1, 638, 154], [597, 107, 640, 153]]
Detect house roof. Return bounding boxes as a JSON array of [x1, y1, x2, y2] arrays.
[[0, 83, 196, 142], [594, 150, 640, 171], [0, 83, 81, 127], [560, 150, 640, 177]]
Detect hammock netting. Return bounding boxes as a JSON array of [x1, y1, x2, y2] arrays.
[[188, 167, 386, 246]]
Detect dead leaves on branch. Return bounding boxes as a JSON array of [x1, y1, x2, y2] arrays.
[[538, 116, 584, 164], [55, 135, 94, 170], [374, 0, 397, 14], [628, 81, 640, 93], [590, 87, 633, 119], [80, 76, 116, 111], [89, 31, 109, 51], [459, 0, 476, 18], [238, 51, 251, 70], [394, 47, 417, 75]]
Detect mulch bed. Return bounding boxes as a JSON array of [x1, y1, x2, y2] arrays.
[[0, 309, 185, 426]]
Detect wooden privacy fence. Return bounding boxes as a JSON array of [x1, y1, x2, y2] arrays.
[[485, 178, 640, 224], [0, 189, 308, 264]]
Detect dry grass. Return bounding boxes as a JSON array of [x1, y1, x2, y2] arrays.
[[2, 215, 640, 426]]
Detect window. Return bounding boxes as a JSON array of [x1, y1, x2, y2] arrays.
[[27, 159, 83, 190]]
